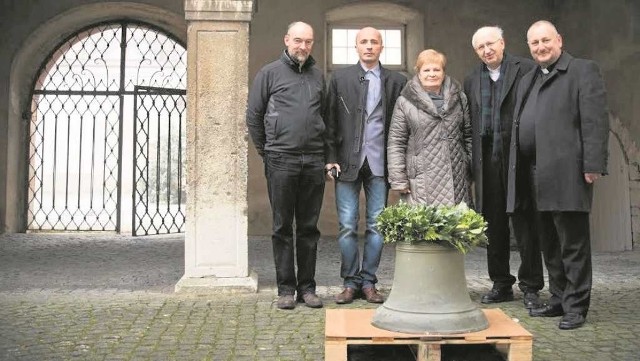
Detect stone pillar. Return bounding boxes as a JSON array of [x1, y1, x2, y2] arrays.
[[175, 0, 257, 293]]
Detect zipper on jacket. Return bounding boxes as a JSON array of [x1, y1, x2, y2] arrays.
[[339, 96, 351, 115]]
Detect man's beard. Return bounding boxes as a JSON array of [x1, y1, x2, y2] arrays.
[[291, 50, 309, 64]]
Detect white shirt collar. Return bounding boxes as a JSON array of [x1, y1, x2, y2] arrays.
[[488, 65, 501, 81]]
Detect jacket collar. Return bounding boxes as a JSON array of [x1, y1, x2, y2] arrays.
[[540, 51, 572, 85], [472, 52, 518, 107], [402, 75, 460, 116], [280, 50, 316, 71]]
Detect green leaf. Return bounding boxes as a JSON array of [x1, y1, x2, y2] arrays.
[[375, 201, 488, 252]]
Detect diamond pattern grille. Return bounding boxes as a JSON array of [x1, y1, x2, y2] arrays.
[[27, 21, 186, 232], [133, 87, 186, 236]]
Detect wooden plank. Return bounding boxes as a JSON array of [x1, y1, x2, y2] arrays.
[[324, 308, 533, 361], [324, 340, 347, 361], [418, 343, 441, 361], [507, 340, 533, 361], [325, 308, 532, 339]]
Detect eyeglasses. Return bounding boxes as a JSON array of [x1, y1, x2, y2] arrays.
[[475, 39, 500, 52]]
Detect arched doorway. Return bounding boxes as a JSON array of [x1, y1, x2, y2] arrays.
[[26, 21, 187, 235], [5, 3, 187, 233], [590, 131, 633, 251]]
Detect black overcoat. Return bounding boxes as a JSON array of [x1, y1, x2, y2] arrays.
[[463, 53, 535, 212], [506, 52, 609, 213]]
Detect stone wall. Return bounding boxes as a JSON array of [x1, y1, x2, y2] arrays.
[[1, 0, 638, 248]]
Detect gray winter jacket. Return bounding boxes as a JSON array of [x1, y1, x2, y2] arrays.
[[387, 75, 472, 206]]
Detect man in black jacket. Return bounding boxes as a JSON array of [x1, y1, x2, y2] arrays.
[[246, 21, 326, 310], [324, 27, 406, 304], [508, 20, 609, 330], [463, 26, 543, 309]]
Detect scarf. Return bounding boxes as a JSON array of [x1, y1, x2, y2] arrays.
[[428, 92, 445, 113], [480, 65, 505, 163]]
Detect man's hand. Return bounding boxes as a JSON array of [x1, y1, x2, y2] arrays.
[[584, 172, 600, 184], [325, 163, 341, 181]]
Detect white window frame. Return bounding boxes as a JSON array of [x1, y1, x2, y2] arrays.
[[327, 23, 406, 72]]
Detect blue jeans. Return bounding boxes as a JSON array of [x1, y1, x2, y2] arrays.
[[264, 151, 325, 296], [335, 161, 387, 289]]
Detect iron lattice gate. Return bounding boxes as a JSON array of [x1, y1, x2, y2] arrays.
[[133, 86, 186, 235], [26, 21, 186, 233]]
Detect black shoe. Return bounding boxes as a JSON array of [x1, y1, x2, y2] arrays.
[[559, 313, 586, 330], [523, 292, 541, 309], [529, 303, 563, 317], [481, 288, 514, 304]]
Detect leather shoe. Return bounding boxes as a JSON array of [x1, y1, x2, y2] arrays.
[[362, 287, 384, 303], [335, 287, 357, 304], [297, 293, 323, 308], [277, 295, 295, 310], [529, 303, 563, 317], [481, 287, 514, 304], [523, 292, 541, 309], [559, 313, 586, 330]]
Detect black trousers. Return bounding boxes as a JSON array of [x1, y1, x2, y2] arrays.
[[538, 211, 592, 315], [483, 142, 543, 292], [516, 157, 592, 315], [264, 151, 325, 296]]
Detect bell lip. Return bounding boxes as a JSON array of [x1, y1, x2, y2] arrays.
[[370, 320, 490, 335], [371, 307, 489, 335]]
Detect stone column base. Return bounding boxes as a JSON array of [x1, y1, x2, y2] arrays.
[[175, 270, 258, 294]]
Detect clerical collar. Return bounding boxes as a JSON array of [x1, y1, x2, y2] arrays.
[[540, 58, 558, 75], [488, 65, 501, 81]]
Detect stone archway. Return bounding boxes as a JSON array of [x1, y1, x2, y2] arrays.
[[6, 2, 186, 232], [593, 115, 640, 251], [590, 125, 633, 251]]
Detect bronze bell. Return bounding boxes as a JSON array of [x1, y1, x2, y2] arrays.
[[372, 242, 489, 334]]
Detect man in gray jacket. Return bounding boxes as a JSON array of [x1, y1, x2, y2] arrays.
[[246, 21, 326, 310], [324, 27, 406, 304]]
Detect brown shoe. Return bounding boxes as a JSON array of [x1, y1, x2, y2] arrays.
[[362, 287, 384, 303], [335, 287, 357, 304]]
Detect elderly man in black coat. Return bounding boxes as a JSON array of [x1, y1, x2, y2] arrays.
[[507, 20, 609, 330], [464, 26, 543, 310]]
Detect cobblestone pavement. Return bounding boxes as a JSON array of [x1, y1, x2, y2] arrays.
[[1, 233, 639, 360]]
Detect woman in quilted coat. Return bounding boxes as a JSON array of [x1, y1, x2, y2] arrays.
[[387, 49, 472, 206]]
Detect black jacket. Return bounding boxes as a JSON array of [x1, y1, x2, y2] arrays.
[[463, 53, 536, 212], [246, 51, 326, 156], [506, 52, 609, 212], [324, 63, 406, 181]]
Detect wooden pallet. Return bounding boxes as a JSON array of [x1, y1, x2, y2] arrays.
[[325, 308, 532, 361]]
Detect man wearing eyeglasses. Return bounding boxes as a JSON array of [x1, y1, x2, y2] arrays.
[[463, 26, 543, 310], [246, 21, 326, 310]]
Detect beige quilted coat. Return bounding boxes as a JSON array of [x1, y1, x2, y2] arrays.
[[387, 75, 472, 206]]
